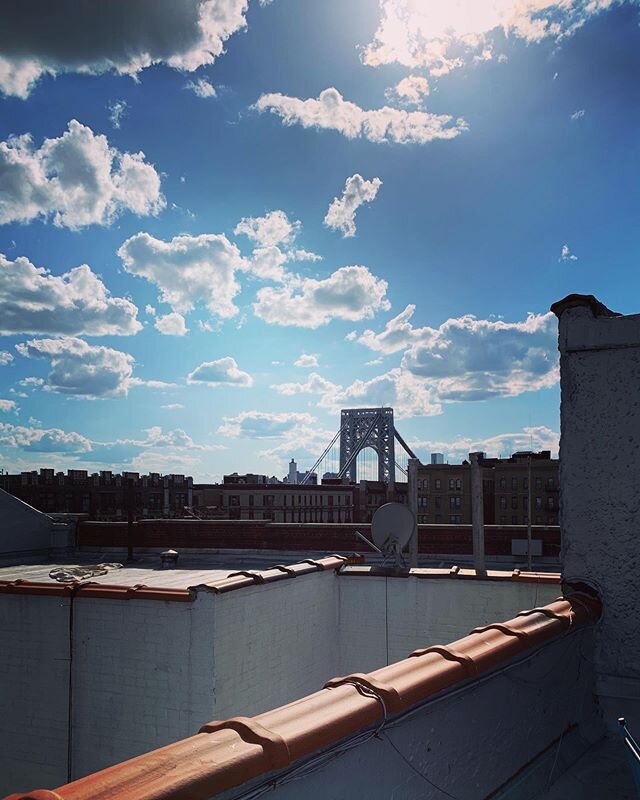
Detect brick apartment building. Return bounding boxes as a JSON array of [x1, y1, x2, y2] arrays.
[[3, 450, 557, 525], [3, 469, 193, 519], [416, 450, 558, 526]]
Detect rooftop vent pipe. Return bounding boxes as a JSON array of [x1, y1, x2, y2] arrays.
[[160, 549, 179, 569]]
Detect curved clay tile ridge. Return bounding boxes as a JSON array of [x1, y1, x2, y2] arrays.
[[4, 594, 600, 800], [0, 556, 349, 602], [344, 565, 560, 584]]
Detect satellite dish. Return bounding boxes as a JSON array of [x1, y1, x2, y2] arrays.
[[371, 502, 415, 567]]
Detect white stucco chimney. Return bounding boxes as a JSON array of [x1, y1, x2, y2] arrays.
[[553, 293, 640, 729]]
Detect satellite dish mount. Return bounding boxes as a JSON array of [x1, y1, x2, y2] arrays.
[[356, 502, 415, 571]]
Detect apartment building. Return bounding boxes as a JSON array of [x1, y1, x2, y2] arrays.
[[221, 482, 359, 523], [416, 450, 558, 526], [3, 469, 193, 519]]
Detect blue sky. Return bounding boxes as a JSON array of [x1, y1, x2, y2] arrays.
[[0, 0, 639, 480]]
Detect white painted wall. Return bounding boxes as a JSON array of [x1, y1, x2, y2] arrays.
[[0, 488, 53, 558], [218, 629, 599, 800], [0, 595, 70, 795], [338, 575, 559, 674], [71, 596, 216, 779], [556, 297, 640, 729], [211, 570, 339, 719], [0, 570, 560, 794]]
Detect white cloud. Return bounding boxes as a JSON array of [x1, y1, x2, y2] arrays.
[[244, 245, 288, 282], [560, 244, 578, 261], [257, 423, 338, 474], [324, 174, 382, 238], [274, 371, 339, 400], [0, 351, 13, 365], [289, 249, 323, 262], [294, 353, 319, 368], [0, 0, 253, 98], [15, 337, 135, 398], [107, 99, 128, 129], [234, 209, 300, 248], [254, 87, 468, 144], [154, 312, 189, 336], [386, 75, 430, 106], [410, 426, 560, 461], [273, 368, 440, 419], [185, 77, 216, 97], [0, 120, 165, 228], [571, 109, 586, 120], [188, 356, 253, 387], [401, 312, 558, 401], [0, 422, 220, 472], [218, 410, 315, 438], [0, 399, 17, 413], [351, 304, 437, 354], [253, 265, 390, 328], [0, 253, 142, 335], [362, 0, 628, 76], [118, 231, 244, 318], [338, 368, 441, 418], [145, 304, 156, 316], [161, 403, 185, 409], [0, 421, 91, 452]]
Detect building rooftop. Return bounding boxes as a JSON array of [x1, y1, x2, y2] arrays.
[[3, 592, 602, 800]]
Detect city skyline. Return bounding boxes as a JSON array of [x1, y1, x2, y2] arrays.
[[1, 1, 639, 481]]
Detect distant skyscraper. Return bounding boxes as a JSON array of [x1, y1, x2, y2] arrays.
[[288, 459, 298, 484], [430, 453, 444, 465]]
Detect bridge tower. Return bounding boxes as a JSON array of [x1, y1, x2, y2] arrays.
[[339, 408, 395, 483]]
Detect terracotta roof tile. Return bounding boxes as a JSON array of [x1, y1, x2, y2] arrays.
[[0, 555, 349, 601], [4, 593, 600, 800]]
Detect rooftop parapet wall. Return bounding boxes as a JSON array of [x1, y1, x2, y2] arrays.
[[77, 519, 561, 558], [0, 560, 559, 794], [0, 488, 55, 557], [3, 595, 600, 800], [554, 294, 640, 725]]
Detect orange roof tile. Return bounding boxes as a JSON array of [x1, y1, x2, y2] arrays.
[[0, 555, 349, 602], [3, 592, 599, 800]]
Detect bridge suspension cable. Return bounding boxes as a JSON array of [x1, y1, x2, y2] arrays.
[[300, 425, 345, 485]]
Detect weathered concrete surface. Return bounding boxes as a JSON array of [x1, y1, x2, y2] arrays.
[[217, 630, 600, 800], [556, 296, 640, 729], [0, 488, 54, 557]]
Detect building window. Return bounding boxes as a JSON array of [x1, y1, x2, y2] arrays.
[[229, 495, 240, 507], [450, 514, 462, 524], [511, 496, 518, 509], [511, 478, 518, 490], [455, 478, 462, 490], [499, 478, 506, 489], [546, 477, 555, 489], [435, 497, 442, 509], [500, 496, 507, 510], [435, 479, 442, 490], [547, 497, 555, 509], [522, 496, 528, 510], [535, 497, 542, 510], [449, 479, 455, 490], [249, 495, 254, 506], [500, 516, 506, 524], [536, 477, 543, 489], [523, 478, 528, 490]]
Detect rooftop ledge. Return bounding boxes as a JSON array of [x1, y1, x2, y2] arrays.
[[4, 591, 599, 800], [0, 557, 560, 602]]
